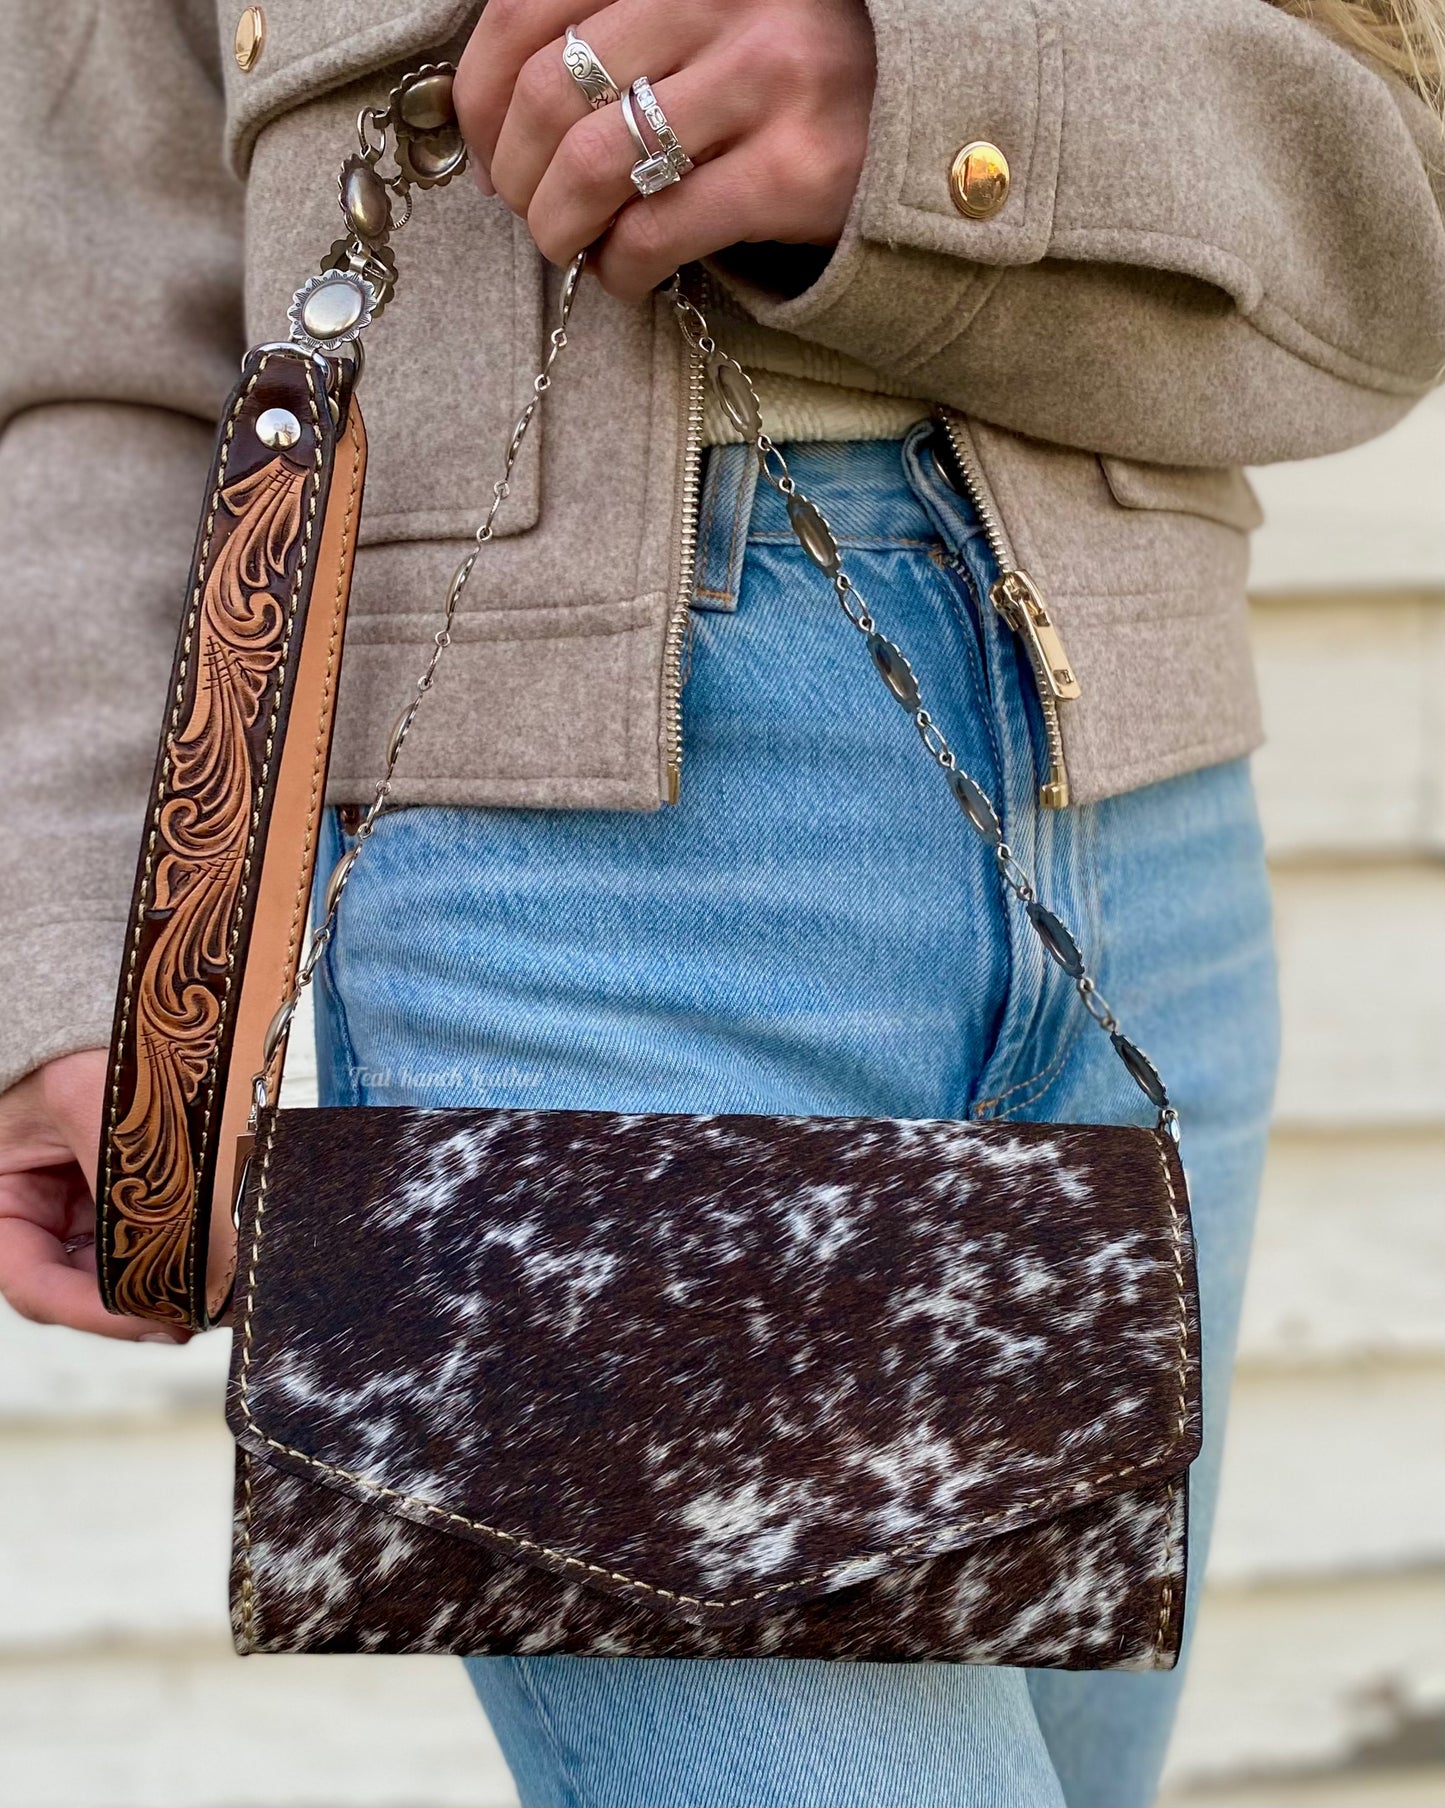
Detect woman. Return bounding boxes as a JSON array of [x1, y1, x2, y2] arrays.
[[1, 1, 1442, 1803]]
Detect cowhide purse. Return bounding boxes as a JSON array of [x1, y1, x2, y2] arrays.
[[96, 67, 1201, 1670]]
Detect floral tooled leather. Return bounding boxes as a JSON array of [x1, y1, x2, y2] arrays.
[[98, 349, 358, 1329]]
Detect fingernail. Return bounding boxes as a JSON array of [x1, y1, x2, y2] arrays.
[[473, 163, 495, 198], [139, 1331, 180, 1345]]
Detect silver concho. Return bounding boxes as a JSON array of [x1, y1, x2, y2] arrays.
[[866, 631, 921, 710], [787, 495, 841, 575], [1111, 1033, 1170, 1109], [339, 154, 392, 243], [387, 65, 466, 189], [709, 354, 762, 439], [321, 237, 398, 319], [947, 766, 1002, 843], [288, 270, 377, 354], [1026, 901, 1085, 978]]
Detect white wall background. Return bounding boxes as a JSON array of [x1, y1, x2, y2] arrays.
[[1154, 390, 1445, 1808], [2, 397, 1442, 1808]]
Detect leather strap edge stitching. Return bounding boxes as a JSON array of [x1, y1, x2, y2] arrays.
[[98, 364, 261, 1308], [99, 352, 327, 1322], [188, 361, 325, 1315]]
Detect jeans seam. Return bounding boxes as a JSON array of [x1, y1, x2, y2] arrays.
[[694, 444, 755, 608], [718, 449, 754, 603], [748, 530, 938, 550], [514, 1660, 587, 1808], [984, 1010, 1087, 1119], [901, 426, 1087, 1117], [976, 819, 1090, 1117], [319, 812, 365, 1107], [694, 443, 725, 598], [941, 559, 1008, 792], [985, 793, 1107, 1119], [938, 555, 1072, 1114]]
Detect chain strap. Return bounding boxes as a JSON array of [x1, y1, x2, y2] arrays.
[[252, 250, 587, 1121], [667, 291, 1176, 1139], [252, 68, 1179, 1144]]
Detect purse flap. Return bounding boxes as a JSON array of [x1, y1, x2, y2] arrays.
[[228, 1106, 1201, 1625]]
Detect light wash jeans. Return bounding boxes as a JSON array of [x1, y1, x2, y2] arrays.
[[313, 428, 1280, 1808]]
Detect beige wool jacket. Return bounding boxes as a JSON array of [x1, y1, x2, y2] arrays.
[[2, 0, 1444, 1095]]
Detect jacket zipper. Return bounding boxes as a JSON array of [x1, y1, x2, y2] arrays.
[[934, 407, 1079, 809], [661, 285, 708, 804]]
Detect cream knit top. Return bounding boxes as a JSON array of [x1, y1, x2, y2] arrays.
[[699, 281, 931, 447]]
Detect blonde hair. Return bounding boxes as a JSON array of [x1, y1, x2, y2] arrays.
[[1267, 0, 1445, 117]]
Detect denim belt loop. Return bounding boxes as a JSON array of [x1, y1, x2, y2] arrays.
[[691, 441, 760, 613]]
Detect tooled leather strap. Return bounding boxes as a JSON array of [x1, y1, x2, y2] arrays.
[[96, 345, 367, 1330]]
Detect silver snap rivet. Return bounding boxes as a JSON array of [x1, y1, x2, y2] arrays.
[[256, 407, 301, 449]]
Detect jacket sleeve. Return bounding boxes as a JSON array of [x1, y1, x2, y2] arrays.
[[0, 0, 244, 1095], [714, 0, 1445, 467]]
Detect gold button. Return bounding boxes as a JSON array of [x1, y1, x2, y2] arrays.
[[234, 6, 266, 72], [949, 141, 1010, 220]]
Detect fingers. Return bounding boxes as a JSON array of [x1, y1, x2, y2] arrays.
[[458, 0, 875, 277], [38, 1047, 107, 1192], [490, 8, 676, 215], [459, 0, 709, 194], [454, 0, 580, 175], [0, 1197, 188, 1343], [0, 1049, 103, 1179], [589, 140, 828, 303], [0, 1050, 186, 1342], [525, 68, 752, 267]]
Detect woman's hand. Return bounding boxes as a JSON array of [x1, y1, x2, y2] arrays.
[[454, 0, 876, 303], [0, 1051, 187, 1343]]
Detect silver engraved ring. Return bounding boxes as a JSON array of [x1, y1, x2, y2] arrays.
[[622, 78, 692, 197], [621, 88, 680, 196], [562, 26, 620, 109], [631, 77, 693, 176]]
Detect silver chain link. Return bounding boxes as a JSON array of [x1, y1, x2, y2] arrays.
[[667, 283, 1177, 1140]]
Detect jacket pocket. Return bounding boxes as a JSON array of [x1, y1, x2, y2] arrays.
[[1098, 456, 1264, 534], [219, 1, 478, 177], [231, 2, 545, 546]]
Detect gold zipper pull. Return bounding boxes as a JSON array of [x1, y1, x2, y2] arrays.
[[934, 409, 1077, 808], [990, 570, 1081, 701]]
